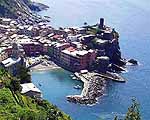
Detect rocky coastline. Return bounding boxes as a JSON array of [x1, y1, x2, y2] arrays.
[[0, 0, 138, 106], [67, 70, 127, 105], [67, 73, 106, 105]]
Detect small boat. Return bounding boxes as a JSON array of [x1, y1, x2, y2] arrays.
[[72, 77, 77, 80], [70, 75, 74, 77], [74, 85, 82, 89]]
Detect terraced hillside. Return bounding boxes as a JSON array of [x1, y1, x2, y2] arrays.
[[0, 68, 71, 120]]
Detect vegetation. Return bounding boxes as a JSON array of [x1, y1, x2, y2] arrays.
[[16, 65, 31, 84], [0, 68, 72, 120], [86, 26, 99, 35], [0, 68, 12, 88], [98, 99, 141, 120], [99, 99, 142, 120], [115, 99, 141, 120], [0, 88, 71, 120], [124, 99, 141, 120]]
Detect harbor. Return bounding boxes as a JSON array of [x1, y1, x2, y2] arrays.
[[0, 0, 149, 119], [67, 70, 125, 105], [30, 0, 150, 120]]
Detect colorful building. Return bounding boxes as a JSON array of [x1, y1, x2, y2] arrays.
[[17, 38, 43, 56], [60, 47, 96, 71], [52, 43, 70, 62]]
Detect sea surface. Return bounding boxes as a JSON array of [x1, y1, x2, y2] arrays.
[[32, 0, 150, 120]]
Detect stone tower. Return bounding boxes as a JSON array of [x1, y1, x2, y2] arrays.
[[99, 18, 104, 29]]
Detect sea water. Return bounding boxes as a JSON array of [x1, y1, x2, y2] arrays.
[[32, 0, 150, 119]]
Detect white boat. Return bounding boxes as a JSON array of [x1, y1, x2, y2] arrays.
[[74, 85, 82, 89], [72, 77, 77, 80], [70, 74, 74, 77]]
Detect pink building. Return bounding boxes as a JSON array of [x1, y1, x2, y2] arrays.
[[61, 47, 96, 71]]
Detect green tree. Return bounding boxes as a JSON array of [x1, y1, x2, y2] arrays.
[[0, 67, 11, 87], [11, 78, 22, 92], [16, 65, 31, 84], [125, 99, 141, 120], [114, 99, 141, 120]]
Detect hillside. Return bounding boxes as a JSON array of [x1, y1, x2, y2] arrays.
[[0, 0, 48, 19], [0, 88, 71, 120], [0, 0, 31, 18], [0, 69, 71, 120]]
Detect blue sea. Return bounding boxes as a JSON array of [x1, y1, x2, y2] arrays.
[[32, 0, 150, 120]]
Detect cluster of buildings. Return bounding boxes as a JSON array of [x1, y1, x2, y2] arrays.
[[0, 16, 119, 99], [60, 47, 96, 71], [0, 17, 117, 73]]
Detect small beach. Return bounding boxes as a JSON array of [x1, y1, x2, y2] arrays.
[[34, 0, 150, 120], [26, 55, 61, 72], [30, 58, 61, 71], [30, 63, 61, 71]]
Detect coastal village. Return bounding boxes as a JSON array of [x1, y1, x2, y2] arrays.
[[0, 0, 145, 119], [0, 16, 137, 105]]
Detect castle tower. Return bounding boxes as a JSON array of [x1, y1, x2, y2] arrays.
[[99, 18, 104, 29]]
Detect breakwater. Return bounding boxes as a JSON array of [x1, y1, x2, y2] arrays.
[[34, 0, 150, 120], [67, 71, 126, 105]]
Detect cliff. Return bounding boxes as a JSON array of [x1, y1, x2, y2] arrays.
[[0, 0, 48, 19]]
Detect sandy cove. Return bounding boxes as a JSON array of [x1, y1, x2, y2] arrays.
[[30, 62, 61, 72]]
